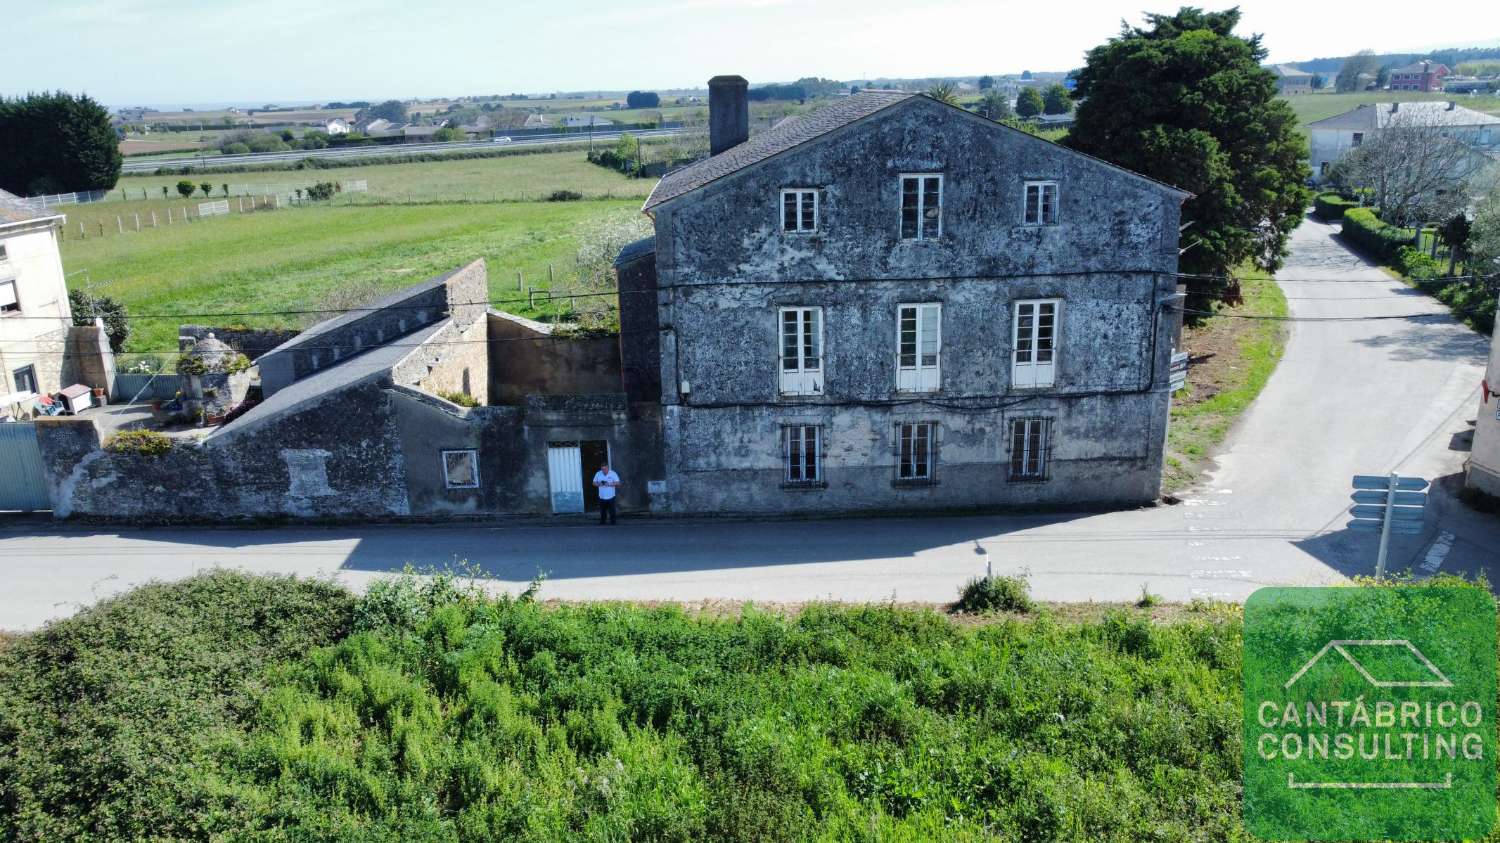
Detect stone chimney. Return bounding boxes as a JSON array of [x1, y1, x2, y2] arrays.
[[708, 75, 749, 156]]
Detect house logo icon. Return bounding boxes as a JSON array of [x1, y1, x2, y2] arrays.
[[1284, 639, 1453, 691]]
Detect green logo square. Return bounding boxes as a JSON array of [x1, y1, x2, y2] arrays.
[[1244, 587, 1496, 840]]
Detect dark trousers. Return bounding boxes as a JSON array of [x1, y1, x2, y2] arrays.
[[598, 498, 617, 525]]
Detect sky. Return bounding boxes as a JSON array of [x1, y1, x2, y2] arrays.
[[5, 0, 1497, 107]]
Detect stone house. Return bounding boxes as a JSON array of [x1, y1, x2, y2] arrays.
[[1268, 65, 1313, 95], [621, 76, 1190, 515]]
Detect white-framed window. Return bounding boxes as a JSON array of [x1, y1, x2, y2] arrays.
[[781, 189, 818, 233], [0, 278, 18, 314], [782, 424, 823, 486], [441, 449, 480, 489], [1009, 417, 1051, 481], [897, 421, 936, 483], [900, 174, 942, 240], [779, 306, 823, 395], [896, 303, 941, 392], [1024, 181, 1059, 225], [1011, 299, 1060, 388]]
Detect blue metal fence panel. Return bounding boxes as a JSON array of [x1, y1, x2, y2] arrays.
[[0, 422, 50, 511], [114, 373, 181, 402]]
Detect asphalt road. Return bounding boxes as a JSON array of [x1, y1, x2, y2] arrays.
[[1, 216, 1495, 629], [120, 129, 687, 173]]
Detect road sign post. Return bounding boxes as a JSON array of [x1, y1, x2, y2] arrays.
[[1349, 473, 1429, 578]]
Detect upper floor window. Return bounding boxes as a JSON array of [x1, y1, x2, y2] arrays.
[[896, 303, 941, 392], [781, 189, 818, 233], [779, 307, 823, 395], [1012, 299, 1060, 388], [783, 424, 823, 486], [1024, 181, 1059, 225], [1351, 132, 1363, 147], [900, 174, 942, 240], [0, 279, 18, 314]]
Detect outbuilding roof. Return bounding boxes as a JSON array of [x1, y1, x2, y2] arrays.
[[1306, 101, 1500, 130], [0, 188, 65, 228]]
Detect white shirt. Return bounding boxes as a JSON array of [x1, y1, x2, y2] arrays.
[[593, 470, 620, 500]]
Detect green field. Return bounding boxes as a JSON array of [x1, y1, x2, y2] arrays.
[[1282, 90, 1500, 128], [61, 198, 647, 356], [108, 149, 655, 204], [0, 571, 1250, 842]]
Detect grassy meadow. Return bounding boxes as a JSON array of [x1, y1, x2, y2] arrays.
[[62, 198, 648, 355], [0, 571, 1250, 842], [105, 149, 656, 204]]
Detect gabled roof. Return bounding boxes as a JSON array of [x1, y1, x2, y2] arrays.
[[642, 91, 1189, 212], [643, 90, 914, 211], [1268, 65, 1312, 78], [1306, 101, 1500, 131], [0, 188, 65, 229]]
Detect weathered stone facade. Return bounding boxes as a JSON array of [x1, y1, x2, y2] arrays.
[[641, 92, 1187, 514]]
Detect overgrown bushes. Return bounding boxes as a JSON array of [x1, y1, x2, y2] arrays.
[[953, 574, 1034, 613], [437, 389, 479, 407], [1313, 192, 1358, 221], [0, 573, 354, 841], [104, 428, 172, 456], [1340, 207, 1415, 263]]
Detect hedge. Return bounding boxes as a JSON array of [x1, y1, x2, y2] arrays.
[[1340, 207, 1416, 264], [1313, 192, 1358, 221]]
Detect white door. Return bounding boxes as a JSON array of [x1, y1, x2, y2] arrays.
[[547, 444, 584, 513], [1012, 299, 1059, 388], [896, 303, 941, 392], [779, 307, 824, 395]]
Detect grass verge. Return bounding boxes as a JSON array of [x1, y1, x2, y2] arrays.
[[0, 572, 1245, 841], [1163, 271, 1290, 493]]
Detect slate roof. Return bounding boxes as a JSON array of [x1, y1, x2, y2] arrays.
[[1307, 101, 1500, 130], [643, 90, 915, 211], [641, 90, 1189, 212], [0, 188, 65, 227], [212, 319, 450, 439], [1268, 65, 1311, 78]]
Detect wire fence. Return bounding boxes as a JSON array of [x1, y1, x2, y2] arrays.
[[23, 189, 109, 207]]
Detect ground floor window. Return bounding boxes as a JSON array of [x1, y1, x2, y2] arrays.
[[1009, 417, 1051, 481], [896, 421, 936, 483], [12, 365, 38, 395], [442, 449, 480, 489], [783, 424, 823, 486]]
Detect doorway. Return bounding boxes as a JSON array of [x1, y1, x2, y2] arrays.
[[546, 440, 611, 514]]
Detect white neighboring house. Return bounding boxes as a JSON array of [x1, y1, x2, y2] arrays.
[[324, 118, 349, 135], [0, 189, 71, 409], [1308, 101, 1500, 182]]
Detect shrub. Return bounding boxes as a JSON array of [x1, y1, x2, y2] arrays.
[[1340, 207, 1414, 263], [104, 429, 171, 456], [547, 189, 583, 202], [304, 180, 338, 201], [0, 573, 354, 841], [67, 288, 130, 352], [175, 178, 195, 198], [1395, 245, 1443, 280], [953, 574, 1034, 613], [437, 389, 479, 407], [1313, 192, 1358, 221], [223, 141, 250, 154]]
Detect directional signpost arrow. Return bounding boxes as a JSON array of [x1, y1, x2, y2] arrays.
[[1348, 474, 1429, 577]]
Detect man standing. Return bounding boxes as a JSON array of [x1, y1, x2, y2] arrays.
[[593, 462, 620, 525]]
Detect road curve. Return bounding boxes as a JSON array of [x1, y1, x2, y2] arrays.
[[0, 216, 1494, 627]]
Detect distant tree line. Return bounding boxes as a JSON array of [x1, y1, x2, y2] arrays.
[[0, 92, 121, 196], [323, 101, 370, 110], [1297, 45, 1500, 76]]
